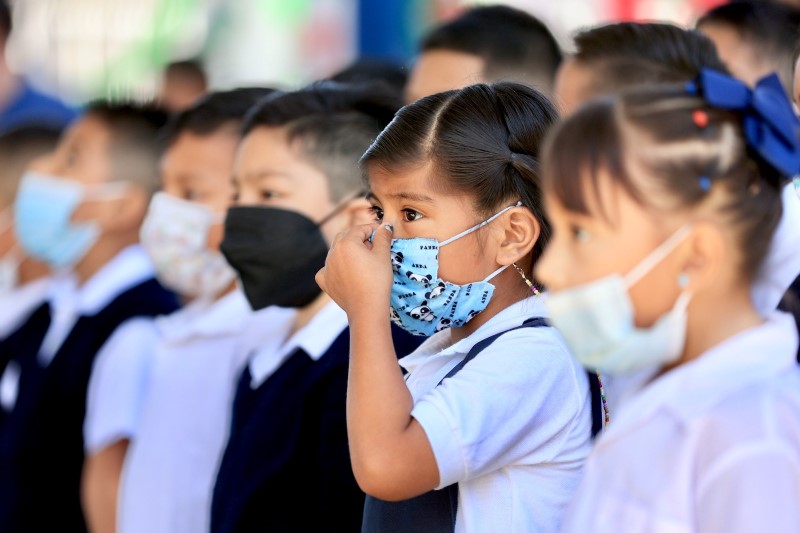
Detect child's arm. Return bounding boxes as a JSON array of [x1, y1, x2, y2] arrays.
[[316, 224, 440, 501], [82, 440, 128, 533]]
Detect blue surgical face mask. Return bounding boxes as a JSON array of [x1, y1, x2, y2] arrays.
[[14, 172, 128, 270], [543, 225, 693, 375], [388, 202, 520, 336]]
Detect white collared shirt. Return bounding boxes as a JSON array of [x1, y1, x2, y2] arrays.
[[111, 292, 295, 533], [247, 299, 348, 388], [0, 245, 154, 412], [752, 182, 800, 315], [400, 297, 593, 533], [562, 312, 800, 533], [0, 276, 55, 339]]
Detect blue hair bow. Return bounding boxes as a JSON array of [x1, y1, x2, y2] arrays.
[[685, 68, 800, 178]]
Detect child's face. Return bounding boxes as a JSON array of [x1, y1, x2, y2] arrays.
[[536, 169, 686, 328], [32, 115, 112, 186], [232, 126, 368, 243], [160, 129, 238, 252], [367, 164, 507, 286], [553, 58, 596, 116]]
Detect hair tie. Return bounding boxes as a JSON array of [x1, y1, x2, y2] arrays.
[[685, 69, 800, 177], [509, 152, 518, 163], [692, 109, 709, 128]]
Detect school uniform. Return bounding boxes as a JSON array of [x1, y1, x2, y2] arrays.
[[367, 296, 593, 533], [109, 291, 295, 533], [0, 277, 53, 340], [752, 182, 800, 315], [210, 301, 422, 533], [562, 311, 800, 533], [0, 245, 179, 533]]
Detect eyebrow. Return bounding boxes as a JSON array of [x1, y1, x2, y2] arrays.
[[387, 191, 436, 203], [243, 169, 293, 181]]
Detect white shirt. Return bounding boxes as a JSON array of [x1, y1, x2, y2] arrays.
[[0, 276, 54, 339], [114, 292, 295, 533], [0, 245, 154, 412], [400, 297, 593, 533], [752, 182, 800, 315], [562, 312, 800, 533], [247, 300, 348, 388]]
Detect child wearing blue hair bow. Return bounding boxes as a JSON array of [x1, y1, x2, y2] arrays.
[[536, 70, 800, 532], [317, 82, 604, 532]]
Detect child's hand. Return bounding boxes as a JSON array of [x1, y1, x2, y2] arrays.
[[316, 223, 394, 318]]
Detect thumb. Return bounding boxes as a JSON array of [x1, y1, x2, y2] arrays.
[[371, 223, 394, 252]]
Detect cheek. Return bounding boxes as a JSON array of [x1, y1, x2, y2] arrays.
[[207, 222, 225, 252], [627, 257, 683, 328], [436, 237, 491, 284]]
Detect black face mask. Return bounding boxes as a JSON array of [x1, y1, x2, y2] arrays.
[[221, 206, 331, 310]]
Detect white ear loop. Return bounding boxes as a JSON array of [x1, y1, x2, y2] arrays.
[[624, 225, 692, 289], [439, 201, 523, 247]]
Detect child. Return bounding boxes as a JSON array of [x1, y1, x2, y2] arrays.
[[82, 89, 284, 533], [0, 103, 179, 533], [0, 125, 60, 337], [210, 82, 422, 533], [405, 5, 562, 103], [316, 82, 596, 532], [536, 69, 800, 531]]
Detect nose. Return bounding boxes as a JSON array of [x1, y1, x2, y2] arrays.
[[534, 242, 565, 292]]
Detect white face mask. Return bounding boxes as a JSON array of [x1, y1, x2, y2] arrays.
[[140, 192, 236, 299], [544, 226, 693, 375]]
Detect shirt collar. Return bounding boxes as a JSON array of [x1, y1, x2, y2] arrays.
[[600, 311, 800, 446], [248, 300, 348, 388], [156, 289, 253, 342], [399, 296, 548, 374], [48, 245, 155, 317]]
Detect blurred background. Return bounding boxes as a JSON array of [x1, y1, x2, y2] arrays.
[[11, 0, 730, 104]]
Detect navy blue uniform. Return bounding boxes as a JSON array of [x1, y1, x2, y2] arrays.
[[211, 325, 422, 533], [0, 278, 178, 533]]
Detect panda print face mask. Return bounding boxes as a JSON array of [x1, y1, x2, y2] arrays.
[[387, 203, 520, 336]]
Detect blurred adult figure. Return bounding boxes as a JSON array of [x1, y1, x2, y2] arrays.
[[0, 0, 76, 134]]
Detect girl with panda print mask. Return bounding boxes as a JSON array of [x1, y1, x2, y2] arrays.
[[317, 83, 601, 532]]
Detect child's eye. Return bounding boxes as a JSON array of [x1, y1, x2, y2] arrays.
[[571, 225, 591, 242], [369, 205, 384, 222], [260, 190, 279, 201], [402, 209, 423, 222]]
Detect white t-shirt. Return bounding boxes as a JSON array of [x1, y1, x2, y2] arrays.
[[752, 182, 800, 315], [562, 312, 800, 533], [111, 292, 295, 533], [400, 296, 593, 533]]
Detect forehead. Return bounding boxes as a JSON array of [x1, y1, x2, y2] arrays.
[[59, 114, 111, 149], [405, 50, 485, 102]]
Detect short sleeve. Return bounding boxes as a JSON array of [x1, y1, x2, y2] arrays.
[[752, 183, 800, 315], [696, 444, 800, 533], [83, 318, 160, 454], [410, 329, 591, 488]]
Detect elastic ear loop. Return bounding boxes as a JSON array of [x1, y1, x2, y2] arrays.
[[439, 201, 523, 247], [316, 189, 369, 228]]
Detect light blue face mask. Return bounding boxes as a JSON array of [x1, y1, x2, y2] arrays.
[[388, 203, 520, 336], [14, 172, 128, 270]]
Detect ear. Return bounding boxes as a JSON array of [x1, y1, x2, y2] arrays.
[[494, 207, 540, 266], [675, 221, 724, 294], [95, 185, 150, 235]]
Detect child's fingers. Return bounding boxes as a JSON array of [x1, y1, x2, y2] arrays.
[[370, 223, 394, 252]]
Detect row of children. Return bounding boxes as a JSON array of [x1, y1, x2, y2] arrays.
[[0, 3, 799, 532]]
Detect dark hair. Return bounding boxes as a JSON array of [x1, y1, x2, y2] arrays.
[[698, 1, 800, 91], [85, 102, 169, 192], [0, 125, 60, 200], [242, 81, 402, 201], [421, 5, 562, 93], [362, 82, 558, 276], [572, 23, 727, 96], [159, 88, 277, 150], [0, 0, 10, 41], [542, 85, 784, 280], [329, 58, 408, 96], [164, 60, 207, 88]]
